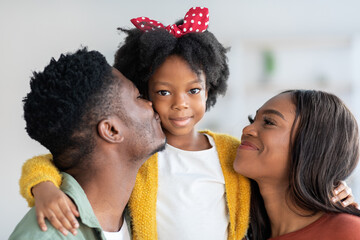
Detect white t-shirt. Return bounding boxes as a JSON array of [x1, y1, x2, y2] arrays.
[[103, 220, 130, 240], [156, 134, 229, 240]]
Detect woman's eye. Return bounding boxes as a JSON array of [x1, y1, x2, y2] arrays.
[[264, 117, 275, 126], [248, 115, 254, 124], [189, 88, 200, 94], [137, 94, 144, 99], [157, 90, 170, 96]]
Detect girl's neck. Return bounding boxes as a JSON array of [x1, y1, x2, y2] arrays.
[[258, 182, 324, 238], [164, 129, 212, 151]]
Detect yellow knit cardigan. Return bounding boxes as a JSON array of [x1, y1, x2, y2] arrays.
[[20, 130, 251, 240]]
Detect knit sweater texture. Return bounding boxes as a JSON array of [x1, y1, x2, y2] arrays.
[[19, 130, 250, 240]]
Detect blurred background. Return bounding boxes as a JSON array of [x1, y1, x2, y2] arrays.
[[1, 0, 359, 237]]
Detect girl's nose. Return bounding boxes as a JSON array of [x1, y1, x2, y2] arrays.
[[172, 94, 189, 110]]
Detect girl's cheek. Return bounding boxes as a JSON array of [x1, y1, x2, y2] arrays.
[[151, 102, 164, 115]]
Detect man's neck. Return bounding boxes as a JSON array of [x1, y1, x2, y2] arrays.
[[258, 181, 323, 238], [69, 152, 141, 232]]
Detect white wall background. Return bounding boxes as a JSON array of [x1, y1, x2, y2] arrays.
[[1, 0, 359, 238]]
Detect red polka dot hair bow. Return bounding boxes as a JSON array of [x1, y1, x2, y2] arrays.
[[130, 7, 209, 38]]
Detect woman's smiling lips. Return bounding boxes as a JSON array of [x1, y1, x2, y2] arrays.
[[238, 140, 259, 151], [169, 116, 192, 127]]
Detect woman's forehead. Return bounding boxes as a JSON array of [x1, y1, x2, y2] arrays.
[[258, 93, 296, 117]]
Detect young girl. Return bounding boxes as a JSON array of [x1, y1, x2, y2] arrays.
[[234, 90, 360, 239], [19, 7, 354, 240]]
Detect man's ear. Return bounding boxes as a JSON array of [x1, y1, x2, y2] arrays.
[[97, 117, 124, 143]]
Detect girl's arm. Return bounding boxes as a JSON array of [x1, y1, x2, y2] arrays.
[[20, 154, 62, 206], [332, 181, 359, 209], [19, 154, 79, 236]]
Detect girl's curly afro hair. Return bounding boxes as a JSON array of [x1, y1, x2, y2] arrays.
[[113, 20, 229, 110]]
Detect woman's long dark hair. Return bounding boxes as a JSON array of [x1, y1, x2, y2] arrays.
[[248, 90, 360, 240]]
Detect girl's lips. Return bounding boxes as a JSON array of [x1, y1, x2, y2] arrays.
[[238, 141, 259, 150], [169, 116, 192, 127]]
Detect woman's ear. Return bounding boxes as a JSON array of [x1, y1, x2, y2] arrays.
[[97, 117, 124, 143]]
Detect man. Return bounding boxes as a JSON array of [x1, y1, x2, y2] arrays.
[[10, 48, 166, 239]]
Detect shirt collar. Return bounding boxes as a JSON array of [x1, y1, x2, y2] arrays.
[[60, 172, 103, 229]]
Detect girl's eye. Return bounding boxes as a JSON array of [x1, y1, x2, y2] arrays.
[[137, 94, 144, 99], [188, 88, 200, 94], [157, 90, 170, 96], [248, 115, 254, 124], [264, 117, 275, 126]]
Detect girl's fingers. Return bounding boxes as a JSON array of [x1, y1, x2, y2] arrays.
[[341, 195, 354, 207], [36, 211, 47, 232], [354, 202, 360, 210], [71, 205, 80, 217], [332, 188, 352, 203], [66, 196, 80, 218], [52, 204, 75, 234], [60, 199, 79, 235], [334, 180, 347, 196], [47, 212, 69, 236]]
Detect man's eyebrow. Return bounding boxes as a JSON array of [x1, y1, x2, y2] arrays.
[[257, 109, 286, 120]]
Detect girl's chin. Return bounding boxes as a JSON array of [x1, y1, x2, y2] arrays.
[[163, 125, 194, 137]]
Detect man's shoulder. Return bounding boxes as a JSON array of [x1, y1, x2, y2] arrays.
[[9, 208, 67, 240], [9, 207, 100, 239]]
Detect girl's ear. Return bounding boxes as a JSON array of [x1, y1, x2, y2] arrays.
[[97, 117, 124, 143]]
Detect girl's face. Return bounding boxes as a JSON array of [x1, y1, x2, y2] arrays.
[[148, 55, 207, 138], [234, 93, 297, 184]]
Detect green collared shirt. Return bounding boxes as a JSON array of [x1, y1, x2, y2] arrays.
[[10, 172, 106, 240]]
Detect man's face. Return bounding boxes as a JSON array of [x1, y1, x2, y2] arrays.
[[113, 69, 166, 160]]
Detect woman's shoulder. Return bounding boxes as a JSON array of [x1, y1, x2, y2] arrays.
[[326, 212, 360, 225], [322, 213, 360, 236], [270, 213, 360, 240]]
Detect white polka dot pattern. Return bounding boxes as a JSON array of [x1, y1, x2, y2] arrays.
[[130, 7, 209, 38]]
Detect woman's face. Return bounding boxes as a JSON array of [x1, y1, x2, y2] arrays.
[[234, 93, 297, 184]]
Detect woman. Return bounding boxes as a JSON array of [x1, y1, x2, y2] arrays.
[[234, 90, 360, 240]]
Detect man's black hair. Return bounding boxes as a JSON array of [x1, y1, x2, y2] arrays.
[[114, 19, 229, 110], [24, 48, 119, 171]]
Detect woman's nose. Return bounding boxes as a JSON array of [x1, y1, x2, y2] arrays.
[[242, 123, 257, 137]]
